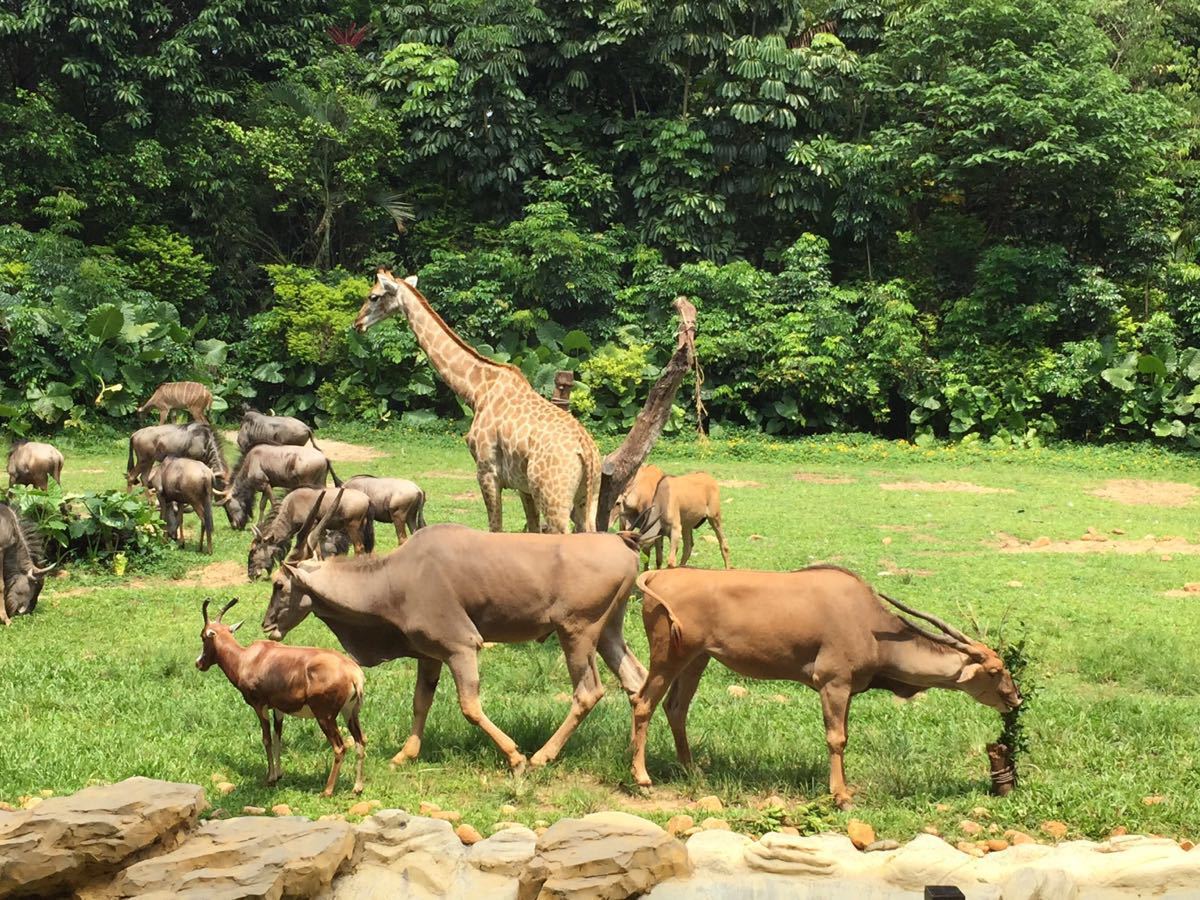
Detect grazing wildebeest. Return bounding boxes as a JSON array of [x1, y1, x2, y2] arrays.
[[343, 475, 426, 544], [0, 504, 53, 625], [247, 487, 374, 580], [138, 381, 213, 424], [197, 598, 367, 796], [126, 424, 230, 491], [618, 465, 731, 569], [6, 439, 64, 491], [216, 444, 341, 530], [145, 456, 216, 554], [237, 409, 321, 453], [630, 566, 1022, 809], [261, 523, 650, 771]]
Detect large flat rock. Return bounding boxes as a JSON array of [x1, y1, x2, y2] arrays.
[[106, 815, 355, 899], [0, 777, 206, 898]]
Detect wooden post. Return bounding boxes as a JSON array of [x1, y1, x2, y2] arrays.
[[551, 371, 574, 412]]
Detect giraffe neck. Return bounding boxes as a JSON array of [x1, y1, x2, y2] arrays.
[[398, 284, 505, 408]]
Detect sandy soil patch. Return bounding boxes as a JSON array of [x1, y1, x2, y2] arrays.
[[793, 472, 855, 485], [1089, 479, 1198, 508], [880, 480, 1014, 495], [717, 479, 764, 489], [180, 560, 247, 587], [421, 469, 476, 479], [878, 559, 935, 577], [995, 531, 1200, 555], [76, 468, 107, 474], [1164, 583, 1200, 598], [450, 491, 479, 502], [222, 432, 384, 463]]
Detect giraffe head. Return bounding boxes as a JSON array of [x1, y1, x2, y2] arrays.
[[355, 267, 419, 332]]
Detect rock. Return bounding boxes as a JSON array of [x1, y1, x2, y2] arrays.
[[500, 804, 518, 817], [771, 693, 790, 703], [20, 796, 42, 810], [467, 825, 537, 876], [271, 803, 292, 817], [847, 819, 876, 850], [355, 809, 465, 894], [971, 806, 991, 819], [492, 821, 524, 833], [666, 814, 694, 836], [1007, 580, 1023, 588], [1001, 867, 1079, 900], [348, 800, 373, 817], [1110, 826, 1128, 837], [318, 814, 346, 823], [881, 833, 981, 890], [110, 814, 354, 899], [533, 819, 548, 829], [685, 829, 753, 874], [987, 839, 1010, 852], [743, 832, 840, 876], [866, 839, 901, 852], [935, 803, 951, 812], [1143, 795, 1167, 806], [1041, 820, 1069, 840], [923, 826, 940, 836], [777, 826, 800, 837], [535, 827, 547, 837], [0, 777, 206, 898], [693, 795, 723, 813], [37, 790, 53, 799], [1182, 839, 1195, 851], [215, 781, 235, 796], [432, 809, 462, 823], [207, 808, 229, 820], [518, 811, 689, 900], [727, 685, 748, 698], [956, 841, 985, 858], [700, 818, 730, 831], [1007, 830, 1036, 846], [209, 773, 226, 784], [456, 824, 484, 845], [1032, 536, 1052, 548], [419, 801, 441, 815], [960, 820, 984, 835], [0, 802, 12, 812], [242, 805, 266, 815]]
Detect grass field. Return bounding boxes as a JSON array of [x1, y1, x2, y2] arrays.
[[3, 426, 1200, 845]]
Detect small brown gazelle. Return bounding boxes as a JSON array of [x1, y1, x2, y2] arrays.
[[196, 598, 367, 796]]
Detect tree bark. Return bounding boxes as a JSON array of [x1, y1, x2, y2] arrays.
[[595, 296, 699, 531]]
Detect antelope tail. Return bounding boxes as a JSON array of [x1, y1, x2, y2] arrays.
[[126, 437, 135, 475], [327, 460, 343, 488], [412, 490, 427, 531], [636, 570, 683, 655]]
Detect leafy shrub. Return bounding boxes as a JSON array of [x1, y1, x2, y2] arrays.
[[7, 483, 168, 566]]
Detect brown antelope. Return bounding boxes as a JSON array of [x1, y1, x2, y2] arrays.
[[6, 439, 64, 491], [0, 504, 53, 625], [196, 598, 367, 796], [630, 566, 1022, 809], [342, 475, 426, 544], [138, 381, 213, 424], [144, 456, 216, 554], [247, 487, 374, 580], [619, 465, 731, 569], [262, 523, 654, 771], [237, 409, 321, 453], [126, 424, 230, 490], [216, 444, 341, 530]]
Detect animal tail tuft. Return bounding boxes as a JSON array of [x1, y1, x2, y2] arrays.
[[636, 570, 683, 654]]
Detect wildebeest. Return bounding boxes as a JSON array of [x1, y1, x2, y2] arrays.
[[197, 598, 367, 796], [630, 566, 1022, 808], [145, 456, 216, 554], [216, 444, 341, 530], [0, 504, 53, 625], [237, 409, 320, 453], [247, 487, 374, 580], [126, 424, 230, 491], [342, 475, 426, 544], [261, 524, 650, 771], [138, 381, 213, 424], [6, 439, 64, 491], [619, 465, 731, 569]]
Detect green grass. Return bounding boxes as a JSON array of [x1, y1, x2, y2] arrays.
[[4, 426, 1200, 845]]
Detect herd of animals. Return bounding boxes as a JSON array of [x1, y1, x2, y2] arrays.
[[1, 269, 1023, 810]]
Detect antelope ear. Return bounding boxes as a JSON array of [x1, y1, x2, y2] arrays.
[[404, 274, 418, 287], [956, 663, 982, 684]]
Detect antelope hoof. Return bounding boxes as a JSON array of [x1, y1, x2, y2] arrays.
[[509, 754, 529, 775], [353, 782, 364, 795], [528, 750, 553, 768], [633, 772, 653, 789], [321, 788, 334, 798], [834, 793, 854, 811]]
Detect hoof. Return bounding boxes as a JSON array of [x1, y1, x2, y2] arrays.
[[835, 796, 854, 811], [633, 774, 653, 789], [353, 783, 364, 795], [509, 755, 529, 775], [528, 752, 552, 768]]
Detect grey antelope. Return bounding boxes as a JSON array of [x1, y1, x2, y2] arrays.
[[262, 524, 653, 772], [138, 381, 213, 424], [6, 439, 64, 491], [0, 504, 53, 625], [126, 424, 230, 491], [237, 409, 321, 453], [342, 475, 427, 544], [196, 598, 367, 796], [144, 457, 216, 554], [247, 486, 374, 581], [619, 464, 731, 569], [630, 566, 1021, 809], [216, 444, 341, 530]]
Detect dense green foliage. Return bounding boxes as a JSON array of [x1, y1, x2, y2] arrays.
[[3, 0, 1200, 443]]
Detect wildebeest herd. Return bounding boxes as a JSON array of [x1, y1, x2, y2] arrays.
[[4, 275, 1021, 806]]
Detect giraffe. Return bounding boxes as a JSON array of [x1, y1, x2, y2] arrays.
[[354, 268, 601, 534]]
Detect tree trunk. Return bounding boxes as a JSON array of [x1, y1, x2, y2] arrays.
[[595, 296, 699, 531]]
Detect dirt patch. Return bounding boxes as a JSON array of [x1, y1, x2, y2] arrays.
[[1164, 583, 1200, 597], [180, 560, 246, 587], [76, 468, 107, 474], [880, 480, 1014, 495], [450, 491, 479, 502], [793, 472, 855, 485], [421, 469, 476, 480], [222, 431, 384, 463], [717, 479, 764, 489], [876, 524, 917, 532], [1089, 479, 1199, 508], [995, 532, 1200, 555], [878, 559, 935, 577]]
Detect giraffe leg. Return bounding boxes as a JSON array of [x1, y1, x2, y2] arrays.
[[519, 492, 540, 533], [477, 469, 503, 532]]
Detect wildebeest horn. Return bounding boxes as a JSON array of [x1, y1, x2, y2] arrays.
[[251, 525, 262, 539], [216, 598, 238, 622], [878, 592, 975, 650], [287, 493, 326, 563], [30, 563, 56, 576], [304, 487, 345, 559]]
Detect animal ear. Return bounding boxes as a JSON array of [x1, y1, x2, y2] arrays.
[[955, 663, 982, 684], [404, 274, 418, 287]]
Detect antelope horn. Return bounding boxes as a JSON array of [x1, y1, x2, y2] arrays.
[[216, 598, 238, 621], [878, 592, 974, 646], [202, 598, 211, 625], [287, 494, 326, 563]]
